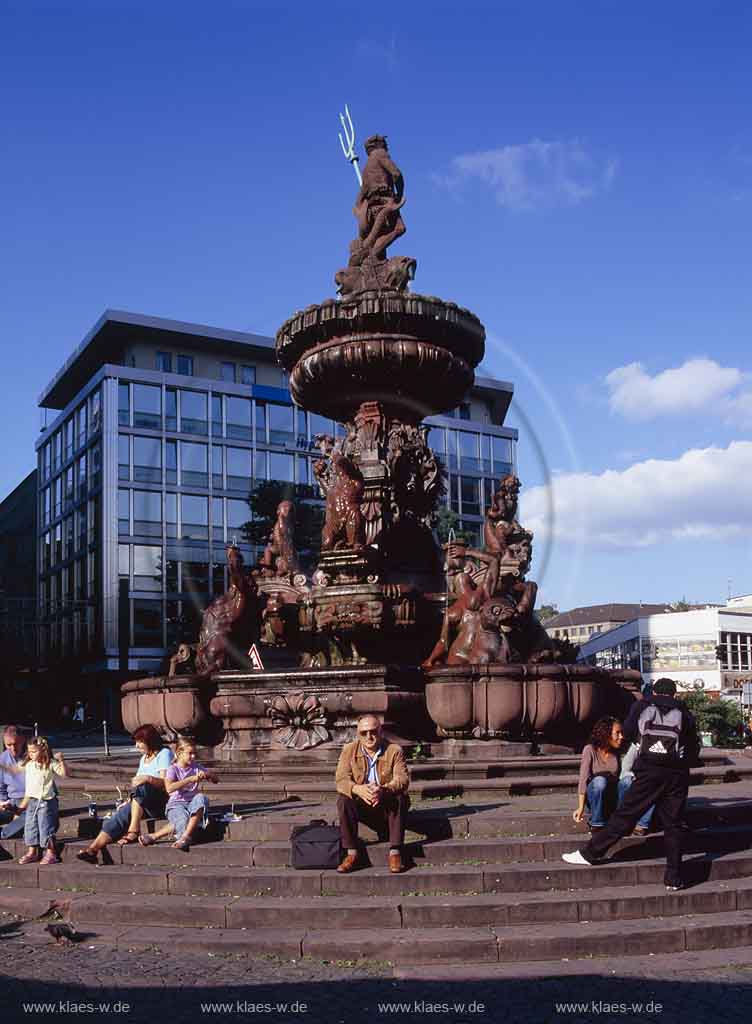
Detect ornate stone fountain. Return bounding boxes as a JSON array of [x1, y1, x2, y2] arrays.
[[121, 129, 639, 761]]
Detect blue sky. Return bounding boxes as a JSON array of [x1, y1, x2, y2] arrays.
[[2, 1, 751, 609]]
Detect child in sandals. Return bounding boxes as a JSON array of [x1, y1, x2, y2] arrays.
[[140, 739, 218, 851], [15, 737, 67, 865]]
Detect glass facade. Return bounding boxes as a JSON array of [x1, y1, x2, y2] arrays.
[[36, 326, 516, 669]]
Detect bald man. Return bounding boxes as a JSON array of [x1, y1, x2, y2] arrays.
[[335, 716, 410, 873]]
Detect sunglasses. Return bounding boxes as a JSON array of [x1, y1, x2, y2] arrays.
[[358, 729, 379, 737]]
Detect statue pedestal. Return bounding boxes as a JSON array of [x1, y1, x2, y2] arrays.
[[208, 664, 431, 763]]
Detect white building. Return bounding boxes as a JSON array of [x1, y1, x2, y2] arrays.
[[578, 597, 752, 696]]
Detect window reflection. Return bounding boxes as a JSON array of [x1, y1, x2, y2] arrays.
[[133, 384, 161, 429]]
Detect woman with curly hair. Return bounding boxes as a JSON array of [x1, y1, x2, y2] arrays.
[[573, 716, 652, 836]]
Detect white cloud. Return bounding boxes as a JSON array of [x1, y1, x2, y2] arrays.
[[434, 139, 617, 210], [605, 358, 742, 420], [520, 441, 752, 550], [723, 390, 752, 429]]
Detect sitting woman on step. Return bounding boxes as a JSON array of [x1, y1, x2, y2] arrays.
[[76, 724, 174, 863], [573, 716, 653, 837], [139, 738, 218, 851]]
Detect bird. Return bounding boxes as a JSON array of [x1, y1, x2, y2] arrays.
[[45, 922, 81, 945]]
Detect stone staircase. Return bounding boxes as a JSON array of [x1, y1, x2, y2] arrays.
[[1, 751, 751, 975]]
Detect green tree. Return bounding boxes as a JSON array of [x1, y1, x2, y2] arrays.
[[537, 603, 559, 622], [244, 480, 324, 570], [670, 596, 692, 611], [435, 507, 476, 546], [681, 691, 745, 748]]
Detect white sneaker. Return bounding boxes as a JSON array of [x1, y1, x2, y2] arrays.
[[562, 850, 591, 866]]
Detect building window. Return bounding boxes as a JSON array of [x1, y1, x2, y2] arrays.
[[180, 441, 208, 488], [269, 452, 294, 482], [64, 419, 74, 461], [133, 490, 162, 538], [296, 455, 309, 485], [180, 494, 208, 540], [176, 354, 194, 376], [133, 599, 162, 647], [118, 489, 130, 536], [118, 544, 130, 579], [133, 436, 162, 484], [240, 365, 255, 386], [179, 390, 208, 436], [118, 435, 130, 481], [226, 499, 249, 541], [458, 431, 480, 471], [165, 492, 177, 539], [211, 497, 224, 542], [459, 403, 471, 421], [492, 436, 514, 475], [118, 384, 130, 426], [226, 396, 252, 441], [255, 402, 267, 443], [269, 404, 295, 446], [77, 453, 87, 499], [254, 449, 267, 481], [211, 395, 223, 436], [212, 446, 223, 489], [89, 388, 101, 434], [181, 561, 208, 596], [225, 447, 251, 492], [133, 384, 161, 430], [156, 352, 172, 372], [166, 388, 177, 431], [309, 413, 333, 440], [460, 476, 481, 517], [165, 440, 177, 485], [133, 545, 162, 592], [221, 362, 236, 382]]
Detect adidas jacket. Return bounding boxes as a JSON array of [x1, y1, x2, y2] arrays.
[[622, 694, 700, 770]]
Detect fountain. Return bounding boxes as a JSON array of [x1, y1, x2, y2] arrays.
[[122, 125, 639, 761]]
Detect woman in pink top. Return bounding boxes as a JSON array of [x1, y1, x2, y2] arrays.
[[573, 716, 652, 835]]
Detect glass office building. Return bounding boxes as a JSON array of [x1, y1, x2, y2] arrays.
[[35, 310, 517, 690]]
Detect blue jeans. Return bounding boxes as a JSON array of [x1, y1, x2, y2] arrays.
[[166, 795, 209, 839], [102, 783, 167, 840], [587, 775, 653, 830], [0, 808, 26, 840], [24, 798, 59, 847]]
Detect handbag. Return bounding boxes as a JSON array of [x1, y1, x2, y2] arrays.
[[290, 819, 342, 870]]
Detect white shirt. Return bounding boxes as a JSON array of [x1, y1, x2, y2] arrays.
[[362, 746, 384, 786]]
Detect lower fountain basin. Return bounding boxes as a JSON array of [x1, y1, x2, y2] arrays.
[[425, 664, 640, 746]]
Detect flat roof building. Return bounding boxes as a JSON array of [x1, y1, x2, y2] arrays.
[[544, 603, 671, 647], [34, 310, 518, 711], [578, 601, 752, 695]]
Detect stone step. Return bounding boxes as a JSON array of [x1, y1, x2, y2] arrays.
[[4, 890, 752, 966], [5, 844, 751, 900], [395, 944, 752, 980], [3, 873, 752, 934], [58, 763, 752, 803]]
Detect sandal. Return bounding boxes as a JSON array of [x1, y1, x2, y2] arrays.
[[75, 849, 98, 865], [172, 838, 191, 851], [138, 834, 155, 847], [117, 831, 140, 846]]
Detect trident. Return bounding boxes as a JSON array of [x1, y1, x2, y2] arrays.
[[338, 104, 362, 185]]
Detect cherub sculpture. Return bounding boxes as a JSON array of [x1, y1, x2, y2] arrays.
[[195, 545, 264, 677]]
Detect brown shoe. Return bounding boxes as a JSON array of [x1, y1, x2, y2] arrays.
[[337, 852, 360, 874], [388, 852, 406, 874]]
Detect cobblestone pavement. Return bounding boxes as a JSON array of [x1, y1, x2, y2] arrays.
[[2, 924, 752, 1024]]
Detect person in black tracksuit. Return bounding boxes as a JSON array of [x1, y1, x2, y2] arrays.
[[563, 678, 701, 890]]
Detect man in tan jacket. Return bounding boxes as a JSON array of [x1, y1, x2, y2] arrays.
[[335, 715, 410, 873]]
